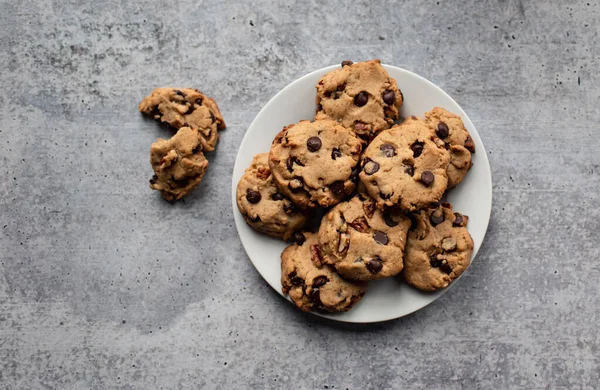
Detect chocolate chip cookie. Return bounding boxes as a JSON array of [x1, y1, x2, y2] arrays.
[[139, 88, 226, 152], [269, 120, 363, 209], [318, 195, 411, 280], [403, 203, 474, 291], [359, 116, 450, 211], [424, 107, 475, 188], [281, 232, 367, 312], [149, 126, 209, 201], [315, 59, 403, 139], [236, 153, 307, 241]]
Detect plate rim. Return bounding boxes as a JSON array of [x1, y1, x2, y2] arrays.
[[231, 63, 492, 323]]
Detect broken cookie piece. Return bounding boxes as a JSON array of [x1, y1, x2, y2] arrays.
[[139, 88, 226, 152], [149, 126, 209, 201]]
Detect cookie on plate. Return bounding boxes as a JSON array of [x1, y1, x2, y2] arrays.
[[139, 87, 226, 152], [269, 119, 363, 209], [403, 203, 474, 291], [281, 232, 367, 312], [318, 195, 411, 280], [236, 153, 307, 241], [149, 126, 209, 201], [315, 59, 403, 140], [424, 107, 475, 188], [359, 116, 450, 211]]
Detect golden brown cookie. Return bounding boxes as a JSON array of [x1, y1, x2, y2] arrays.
[[268, 120, 363, 209], [359, 117, 450, 211], [139, 88, 226, 152], [424, 107, 475, 188], [281, 233, 367, 312], [236, 153, 307, 241], [318, 195, 411, 281], [315, 59, 403, 139], [149, 127, 209, 201], [403, 203, 474, 291]]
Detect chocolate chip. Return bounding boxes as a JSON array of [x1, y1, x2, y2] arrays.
[[310, 290, 322, 307], [380, 144, 396, 157], [184, 103, 195, 115], [192, 143, 202, 154], [429, 254, 451, 273], [288, 177, 304, 193], [246, 189, 261, 204], [453, 213, 464, 227], [172, 177, 189, 186], [331, 148, 342, 160], [384, 212, 398, 227], [341, 60, 354, 67], [379, 191, 391, 200], [329, 181, 345, 196], [271, 192, 285, 201], [337, 84, 345, 91], [289, 271, 303, 286], [404, 165, 414, 176], [354, 91, 368, 107], [195, 98, 203, 105], [382, 90, 395, 105], [307, 136, 322, 152], [312, 275, 328, 288], [440, 263, 453, 274], [354, 122, 370, 133], [249, 215, 261, 223], [429, 255, 443, 268], [149, 175, 158, 185], [174, 89, 185, 97], [286, 157, 304, 172], [293, 232, 306, 245], [411, 142, 424, 158], [465, 135, 475, 153], [366, 257, 383, 274], [436, 122, 449, 139], [373, 231, 388, 245], [430, 209, 445, 226], [363, 159, 380, 175], [316, 103, 323, 112], [421, 171, 434, 187], [283, 202, 296, 214]]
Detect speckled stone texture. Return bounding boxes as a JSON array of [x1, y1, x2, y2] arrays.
[[1, 0, 599, 388]]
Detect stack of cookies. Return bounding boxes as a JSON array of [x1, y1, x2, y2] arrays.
[[236, 60, 475, 314], [139, 88, 226, 201]]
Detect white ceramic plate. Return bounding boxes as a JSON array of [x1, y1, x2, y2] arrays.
[[231, 64, 492, 323]]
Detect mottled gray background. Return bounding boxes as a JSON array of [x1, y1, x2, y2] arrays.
[[0, 0, 598, 388]]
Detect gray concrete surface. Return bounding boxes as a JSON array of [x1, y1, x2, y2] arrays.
[[1, 0, 599, 388]]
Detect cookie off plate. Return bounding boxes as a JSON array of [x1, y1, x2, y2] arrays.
[[231, 64, 492, 323]]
